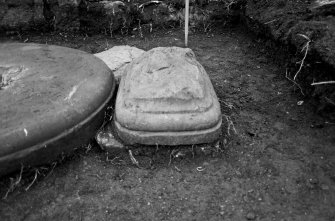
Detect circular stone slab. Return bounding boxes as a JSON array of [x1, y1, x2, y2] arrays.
[[114, 47, 222, 146], [0, 43, 115, 176]]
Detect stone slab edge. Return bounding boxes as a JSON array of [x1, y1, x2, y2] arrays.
[[0, 76, 116, 177]]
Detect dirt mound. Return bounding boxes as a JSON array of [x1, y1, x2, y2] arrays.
[[245, 0, 335, 67], [244, 0, 335, 118]]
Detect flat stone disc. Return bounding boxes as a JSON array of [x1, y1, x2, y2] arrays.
[[0, 43, 115, 176], [114, 47, 222, 145]]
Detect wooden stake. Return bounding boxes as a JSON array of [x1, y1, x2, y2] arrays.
[[185, 0, 189, 47]]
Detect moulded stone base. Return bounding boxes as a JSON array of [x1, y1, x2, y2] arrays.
[[114, 47, 222, 146], [114, 118, 222, 146]]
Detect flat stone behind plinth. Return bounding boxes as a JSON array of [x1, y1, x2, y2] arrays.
[[94, 45, 145, 84], [114, 47, 222, 146]]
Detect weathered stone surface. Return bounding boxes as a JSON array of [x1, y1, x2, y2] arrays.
[[114, 47, 222, 145], [0, 43, 116, 176], [94, 45, 145, 83]]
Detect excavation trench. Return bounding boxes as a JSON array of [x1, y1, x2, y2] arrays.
[[0, 23, 334, 220]]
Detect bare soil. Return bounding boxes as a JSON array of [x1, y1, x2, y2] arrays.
[[244, 0, 335, 114], [245, 0, 335, 67], [0, 25, 334, 221]]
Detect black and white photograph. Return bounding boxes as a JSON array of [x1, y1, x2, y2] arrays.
[[0, 0, 334, 220]]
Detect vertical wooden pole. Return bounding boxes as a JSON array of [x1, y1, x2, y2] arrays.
[[185, 0, 189, 47]]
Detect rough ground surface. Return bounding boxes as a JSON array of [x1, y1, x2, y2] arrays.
[[245, 0, 335, 67], [244, 0, 335, 112], [0, 25, 335, 220]]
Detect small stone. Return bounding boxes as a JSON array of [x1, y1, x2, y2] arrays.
[[202, 161, 210, 166], [56, 194, 65, 203], [246, 212, 256, 220], [95, 124, 126, 155], [202, 146, 213, 156], [174, 150, 186, 158], [321, 184, 329, 190], [309, 178, 319, 185], [273, 122, 287, 131]]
